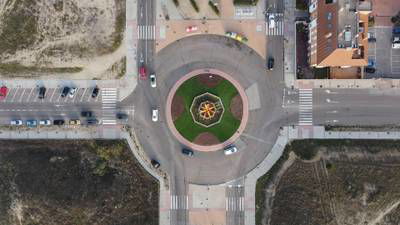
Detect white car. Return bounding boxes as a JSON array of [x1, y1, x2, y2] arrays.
[[152, 109, 158, 122], [224, 145, 238, 155], [10, 120, 23, 126], [268, 14, 276, 29], [68, 87, 77, 98], [39, 120, 51, 126], [150, 74, 156, 88]]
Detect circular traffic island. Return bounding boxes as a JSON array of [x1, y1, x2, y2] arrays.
[[167, 69, 248, 151]]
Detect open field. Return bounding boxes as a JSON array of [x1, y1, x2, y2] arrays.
[[173, 75, 241, 142], [256, 140, 400, 225], [0, 140, 158, 225], [0, 0, 126, 79]]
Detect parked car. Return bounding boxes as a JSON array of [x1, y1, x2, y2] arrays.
[[39, 120, 51, 126], [81, 111, 93, 117], [53, 119, 65, 125], [150, 74, 156, 88], [26, 120, 37, 128], [152, 109, 158, 122], [268, 14, 276, 29], [10, 120, 23, 126], [38, 86, 46, 99], [151, 159, 160, 168], [92, 86, 99, 98], [224, 145, 238, 155], [86, 119, 98, 125], [0, 86, 8, 100], [68, 87, 77, 98], [186, 25, 198, 33], [182, 148, 194, 157], [61, 87, 70, 97], [139, 66, 147, 80], [69, 119, 81, 125], [365, 67, 376, 73], [267, 57, 275, 70]]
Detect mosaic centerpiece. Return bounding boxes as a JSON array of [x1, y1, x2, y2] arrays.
[[190, 92, 224, 127]]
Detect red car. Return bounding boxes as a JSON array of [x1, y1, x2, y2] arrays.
[[139, 66, 147, 80], [0, 86, 7, 100]]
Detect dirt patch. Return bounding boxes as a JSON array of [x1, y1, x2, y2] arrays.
[[230, 94, 243, 120], [193, 132, 221, 145], [0, 140, 158, 225], [172, 95, 185, 121], [197, 74, 223, 88]]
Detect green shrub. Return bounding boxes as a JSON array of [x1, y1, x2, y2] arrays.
[[190, 0, 199, 12], [233, 0, 258, 6], [173, 0, 179, 6], [208, 1, 220, 15]]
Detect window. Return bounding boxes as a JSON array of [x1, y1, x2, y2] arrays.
[[325, 0, 334, 4], [327, 12, 332, 20]]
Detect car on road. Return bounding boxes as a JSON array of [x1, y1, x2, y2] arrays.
[[39, 120, 51, 126], [116, 112, 128, 120], [69, 119, 81, 125], [68, 87, 77, 98], [150, 74, 156, 88], [182, 148, 194, 157], [53, 119, 65, 125], [186, 25, 198, 33], [224, 145, 238, 155], [151, 159, 160, 168], [139, 66, 147, 80], [81, 111, 93, 117], [61, 87, 70, 97], [152, 109, 158, 122], [267, 57, 275, 70], [86, 119, 98, 125], [268, 14, 276, 29], [26, 120, 37, 128], [10, 120, 23, 126], [92, 86, 99, 98], [38, 86, 46, 99], [0, 86, 8, 100]]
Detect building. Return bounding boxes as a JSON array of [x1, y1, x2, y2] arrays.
[[308, 0, 372, 78]]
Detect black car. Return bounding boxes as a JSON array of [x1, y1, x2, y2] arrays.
[[267, 57, 274, 70], [86, 119, 98, 125], [38, 87, 46, 99], [81, 111, 93, 117], [61, 87, 70, 97], [181, 148, 194, 157], [365, 67, 376, 73], [151, 159, 160, 168], [92, 86, 99, 98], [116, 113, 128, 120], [53, 119, 65, 125]]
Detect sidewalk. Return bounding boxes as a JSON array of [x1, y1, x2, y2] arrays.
[[244, 126, 400, 225], [295, 78, 400, 89], [283, 0, 296, 88]]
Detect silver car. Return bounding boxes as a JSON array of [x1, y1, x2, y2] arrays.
[[224, 145, 238, 155]]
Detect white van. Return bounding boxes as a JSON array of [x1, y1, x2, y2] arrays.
[[268, 14, 276, 29]]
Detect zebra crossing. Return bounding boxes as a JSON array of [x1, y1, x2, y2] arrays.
[[101, 88, 117, 125], [137, 25, 156, 40], [266, 13, 284, 36], [298, 88, 313, 126], [170, 195, 188, 210], [226, 185, 244, 225], [226, 196, 244, 211]]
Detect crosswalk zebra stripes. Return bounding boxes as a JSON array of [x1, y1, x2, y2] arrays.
[[299, 88, 313, 126], [137, 25, 156, 40], [266, 13, 284, 36], [226, 197, 244, 211], [101, 88, 117, 125], [170, 195, 188, 210]]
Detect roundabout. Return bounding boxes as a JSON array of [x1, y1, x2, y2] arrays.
[[131, 34, 285, 184], [166, 69, 249, 151]]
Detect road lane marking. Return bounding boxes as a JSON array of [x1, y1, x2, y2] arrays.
[[80, 88, 87, 102], [298, 89, 313, 126]]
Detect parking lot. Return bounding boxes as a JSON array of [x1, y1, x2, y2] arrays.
[[367, 27, 400, 78], [0, 87, 101, 104]]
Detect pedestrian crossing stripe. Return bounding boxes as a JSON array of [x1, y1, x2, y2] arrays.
[[170, 195, 188, 210], [266, 20, 284, 36], [137, 25, 156, 40], [101, 88, 117, 125], [298, 89, 313, 126]]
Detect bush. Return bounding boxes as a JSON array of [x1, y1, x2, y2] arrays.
[[391, 12, 400, 25], [173, 0, 179, 7], [296, 0, 308, 10], [190, 0, 199, 12], [233, 0, 258, 5], [208, 1, 220, 15]]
